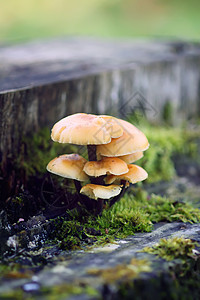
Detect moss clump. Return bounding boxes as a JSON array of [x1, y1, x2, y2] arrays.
[[15, 127, 80, 178], [50, 189, 200, 250], [162, 101, 173, 125], [50, 192, 153, 250], [139, 125, 199, 182], [142, 237, 198, 261], [88, 258, 151, 283], [41, 282, 99, 300], [124, 188, 200, 224]]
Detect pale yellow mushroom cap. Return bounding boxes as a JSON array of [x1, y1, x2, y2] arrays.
[[105, 164, 148, 185], [100, 115, 123, 139], [97, 119, 149, 157], [80, 184, 122, 200], [51, 113, 123, 145], [118, 151, 144, 164], [83, 157, 129, 177], [46, 153, 89, 181]]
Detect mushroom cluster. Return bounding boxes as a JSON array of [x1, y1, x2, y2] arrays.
[[47, 113, 149, 214]]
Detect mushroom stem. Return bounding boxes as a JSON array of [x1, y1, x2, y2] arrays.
[[74, 179, 97, 212], [87, 145, 105, 215], [109, 180, 126, 208], [87, 145, 97, 161], [95, 199, 104, 216], [73, 179, 82, 193]]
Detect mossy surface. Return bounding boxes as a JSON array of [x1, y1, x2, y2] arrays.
[[142, 237, 198, 261], [14, 127, 80, 178], [130, 188, 200, 224], [162, 101, 173, 125], [2, 120, 200, 251], [138, 124, 199, 182], [88, 258, 151, 283], [50, 189, 200, 250], [13, 121, 200, 185], [0, 263, 33, 280], [0, 283, 99, 300]]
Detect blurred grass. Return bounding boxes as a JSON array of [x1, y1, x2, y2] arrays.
[[0, 0, 200, 43]]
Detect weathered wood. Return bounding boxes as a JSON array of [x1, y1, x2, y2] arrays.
[[0, 38, 200, 199]]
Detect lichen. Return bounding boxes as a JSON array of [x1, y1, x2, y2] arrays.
[[142, 237, 198, 261]]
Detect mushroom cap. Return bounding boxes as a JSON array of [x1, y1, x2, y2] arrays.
[[83, 157, 129, 177], [97, 119, 149, 157], [51, 113, 123, 145], [80, 184, 122, 200], [118, 151, 144, 164], [105, 164, 148, 185], [47, 153, 89, 181], [100, 115, 123, 139]]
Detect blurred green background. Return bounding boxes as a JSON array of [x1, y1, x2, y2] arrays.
[[0, 0, 200, 43]]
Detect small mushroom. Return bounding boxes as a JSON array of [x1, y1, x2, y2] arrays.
[[47, 153, 89, 181], [117, 151, 144, 164], [105, 164, 148, 185], [97, 119, 149, 157], [83, 157, 129, 177], [80, 184, 122, 200]]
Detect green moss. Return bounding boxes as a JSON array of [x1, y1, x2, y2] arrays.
[[15, 127, 80, 178], [88, 257, 151, 283], [162, 101, 173, 125], [138, 125, 199, 183], [0, 282, 99, 300], [0, 290, 24, 300], [12, 196, 24, 205], [124, 188, 200, 224], [41, 283, 99, 300], [126, 113, 199, 183], [50, 189, 200, 250], [142, 237, 198, 261], [14, 121, 199, 185], [0, 263, 32, 280]]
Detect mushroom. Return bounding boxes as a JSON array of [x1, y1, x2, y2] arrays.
[[83, 157, 129, 177], [100, 115, 124, 139], [80, 184, 122, 200], [47, 154, 89, 181], [117, 151, 144, 164], [47, 113, 149, 215], [97, 119, 149, 157], [51, 113, 123, 145], [105, 164, 148, 185]]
